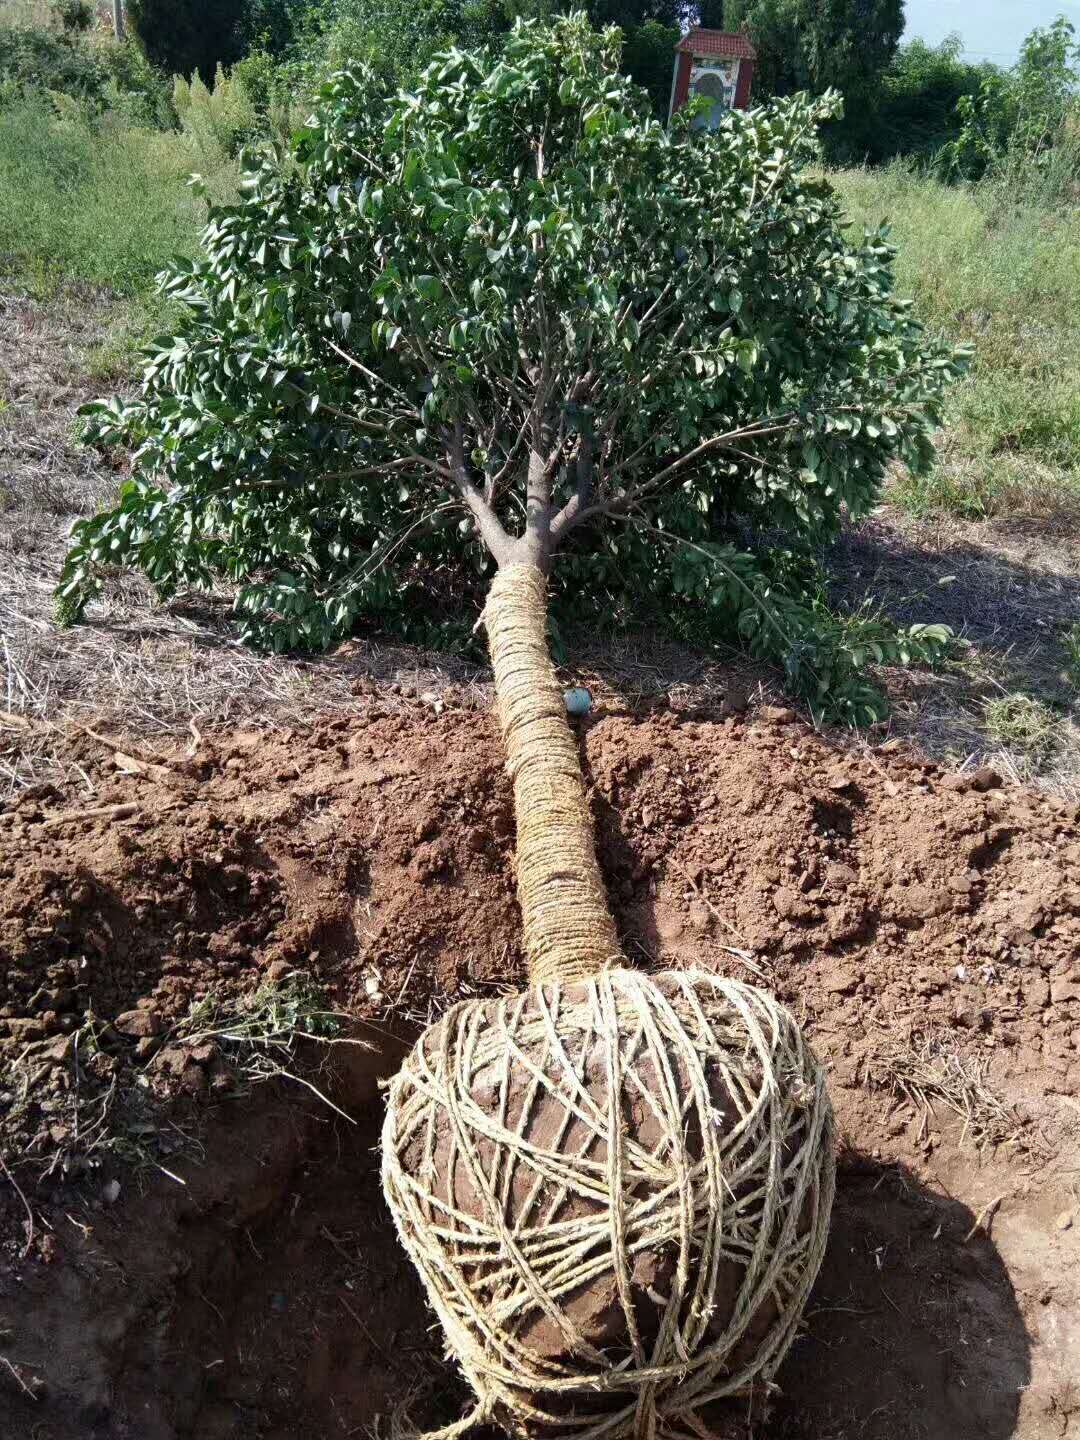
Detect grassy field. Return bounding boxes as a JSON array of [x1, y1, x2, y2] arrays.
[[0, 91, 236, 372], [833, 164, 1080, 521]]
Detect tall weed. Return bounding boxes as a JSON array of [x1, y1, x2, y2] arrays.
[[0, 92, 232, 294]]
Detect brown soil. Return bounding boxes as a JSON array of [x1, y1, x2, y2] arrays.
[[2, 697, 1079, 1438]]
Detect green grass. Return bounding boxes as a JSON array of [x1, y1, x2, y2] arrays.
[[0, 92, 234, 298], [831, 163, 1080, 519], [983, 692, 1061, 767]]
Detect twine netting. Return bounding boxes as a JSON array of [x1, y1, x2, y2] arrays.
[[381, 969, 836, 1440], [483, 564, 622, 986]]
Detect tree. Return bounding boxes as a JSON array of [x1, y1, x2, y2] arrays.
[[620, 16, 678, 115], [824, 34, 994, 167], [294, 0, 514, 88], [722, 0, 905, 100], [58, 13, 963, 721], [583, 0, 681, 24], [127, 0, 248, 82], [298, 1, 679, 114], [942, 16, 1080, 182]]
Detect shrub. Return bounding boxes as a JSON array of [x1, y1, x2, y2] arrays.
[[57, 16, 966, 721], [941, 16, 1080, 200], [173, 54, 296, 165], [0, 21, 107, 106], [239, 0, 308, 56], [174, 63, 258, 158], [100, 37, 177, 129], [231, 46, 295, 128], [0, 19, 176, 128], [53, 0, 94, 32]]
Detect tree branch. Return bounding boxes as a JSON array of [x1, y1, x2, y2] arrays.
[[324, 338, 419, 413], [447, 423, 514, 566], [484, 404, 533, 504], [626, 517, 799, 656], [550, 415, 802, 545], [547, 432, 592, 544], [334, 502, 459, 594]]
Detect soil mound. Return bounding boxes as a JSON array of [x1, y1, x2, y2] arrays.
[[1, 698, 1078, 1437]]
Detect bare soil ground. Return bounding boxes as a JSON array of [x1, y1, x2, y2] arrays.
[[2, 706, 1080, 1439], [2, 291, 1080, 1440]]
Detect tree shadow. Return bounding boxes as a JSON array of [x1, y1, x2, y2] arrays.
[[830, 514, 1080, 665], [827, 513, 1080, 783], [764, 1146, 1032, 1440]]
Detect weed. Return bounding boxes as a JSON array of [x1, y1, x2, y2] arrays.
[[172, 973, 366, 1122], [0, 974, 364, 1184], [983, 692, 1061, 766], [0, 92, 235, 296]]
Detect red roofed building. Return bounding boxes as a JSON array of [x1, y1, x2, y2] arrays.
[[668, 29, 757, 126]]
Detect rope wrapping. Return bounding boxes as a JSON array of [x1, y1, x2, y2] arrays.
[[380, 562, 835, 1438], [484, 564, 622, 986], [381, 971, 836, 1440]]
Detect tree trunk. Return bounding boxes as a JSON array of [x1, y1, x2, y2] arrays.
[[484, 564, 623, 987], [112, 0, 125, 40]]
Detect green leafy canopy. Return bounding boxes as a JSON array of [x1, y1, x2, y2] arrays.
[[58, 13, 968, 722]]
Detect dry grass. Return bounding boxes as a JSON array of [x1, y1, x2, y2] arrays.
[[863, 1030, 1023, 1153]]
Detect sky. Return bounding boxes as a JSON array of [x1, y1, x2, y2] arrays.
[[903, 0, 1080, 62]]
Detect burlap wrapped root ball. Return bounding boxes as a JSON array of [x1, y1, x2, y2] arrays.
[[382, 969, 835, 1439]]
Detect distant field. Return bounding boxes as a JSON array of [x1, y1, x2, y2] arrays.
[[833, 164, 1080, 521]]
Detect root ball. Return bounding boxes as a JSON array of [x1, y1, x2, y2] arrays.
[[382, 971, 835, 1438]]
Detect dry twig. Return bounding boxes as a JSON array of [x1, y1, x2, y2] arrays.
[[963, 1193, 1006, 1243], [40, 801, 138, 828], [0, 1355, 39, 1402], [0, 1154, 35, 1260]]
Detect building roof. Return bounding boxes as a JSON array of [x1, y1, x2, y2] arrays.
[[675, 28, 757, 61]]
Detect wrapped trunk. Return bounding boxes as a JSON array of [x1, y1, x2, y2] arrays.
[[483, 563, 622, 986], [383, 565, 837, 1440]]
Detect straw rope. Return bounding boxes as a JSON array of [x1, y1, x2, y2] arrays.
[[381, 563, 835, 1438], [381, 971, 836, 1440], [483, 564, 622, 986]]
